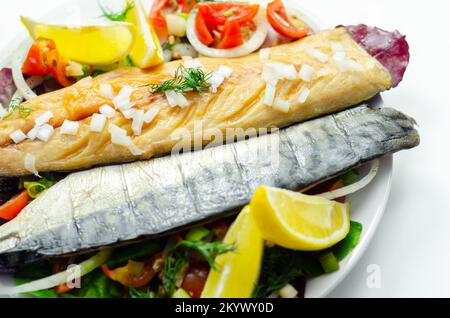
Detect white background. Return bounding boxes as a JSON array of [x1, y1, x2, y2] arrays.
[[0, 0, 449, 297]]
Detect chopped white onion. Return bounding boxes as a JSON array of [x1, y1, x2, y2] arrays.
[[279, 284, 298, 298], [165, 90, 189, 108], [184, 58, 204, 70], [112, 85, 133, 111], [259, 48, 270, 60], [299, 64, 314, 82], [35, 110, 53, 127], [332, 51, 363, 71], [262, 62, 297, 82], [307, 48, 328, 63], [99, 105, 116, 118], [143, 106, 161, 124], [131, 109, 145, 136], [128, 143, 144, 156], [24, 153, 39, 177], [109, 123, 132, 147], [208, 72, 225, 93], [272, 98, 290, 113], [122, 108, 137, 119], [60, 120, 80, 135], [217, 65, 233, 78], [10, 129, 27, 144], [298, 87, 310, 104], [27, 127, 39, 140], [99, 83, 115, 100], [65, 61, 85, 77], [36, 124, 54, 142], [263, 80, 277, 106], [90, 114, 107, 133], [319, 160, 379, 200]]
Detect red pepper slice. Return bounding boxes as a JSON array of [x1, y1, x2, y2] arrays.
[[215, 20, 243, 49], [267, 0, 309, 39], [101, 252, 163, 288], [46, 49, 74, 88], [195, 12, 214, 46], [22, 39, 55, 77], [0, 191, 29, 221]]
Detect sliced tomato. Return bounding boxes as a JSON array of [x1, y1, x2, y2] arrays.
[[46, 50, 74, 87], [195, 12, 214, 46], [215, 20, 243, 49], [149, 0, 170, 42], [0, 191, 29, 221], [101, 252, 162, 288], [181, 262, 209, 298], [22, 39, 55, 76], [197, 3, 259, 29], [267, 0, 309, 39], [177, 0, 196, 13]]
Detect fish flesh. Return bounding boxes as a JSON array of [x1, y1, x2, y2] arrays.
[[0, 26, 401, 176], [0, 105, 419, 267]]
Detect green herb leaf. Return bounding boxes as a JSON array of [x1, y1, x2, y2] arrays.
[[99, 0, 134, 22], [149, 65, 212, 94], [129, 287, 157, 298], [24, 177, 54, 199], [65, 269, 123, 298]]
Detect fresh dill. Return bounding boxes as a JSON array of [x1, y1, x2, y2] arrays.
[[149, 65, 212, 94], [162, 240, 235, 296], [2, 99, 35, 120], [99, 0, 134, 22]]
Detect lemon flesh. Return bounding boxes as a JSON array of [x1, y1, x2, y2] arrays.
[[250, 186, 350, 251], [201, 206, 264, 298], [124, 0, 164, 68], [21, 16, 135, 65]]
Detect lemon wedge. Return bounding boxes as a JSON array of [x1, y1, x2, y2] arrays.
[[124, 0, 164, 68], [21, 16, 135, 65], [201, 206, 264, 298], [250, 186, 350, 251]]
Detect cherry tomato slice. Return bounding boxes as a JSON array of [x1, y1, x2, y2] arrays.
[[181, 262, 210, 298], [46, 49, 74, 88], [197, 3, 259, 29], [149, 0, 170, 42], [22, 39, 55, 77], [0, 191, 29, 221], [267, 0, 309, 39], [215, 20, 243, 49]]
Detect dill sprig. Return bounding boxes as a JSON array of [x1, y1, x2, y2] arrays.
[[149, 65, 212, 94], [162, 240, 235, 296], [99, 0, 134, 22], [2, 99, 35, 120]]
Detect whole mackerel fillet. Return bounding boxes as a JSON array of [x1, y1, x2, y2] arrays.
[[0, 105, 419, 267]]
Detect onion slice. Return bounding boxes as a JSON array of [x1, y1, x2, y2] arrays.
[[186, 9, 269, 58], [12, 39, 38, 101], [319, 160, 379, 200], [0, 249, 111, 296]]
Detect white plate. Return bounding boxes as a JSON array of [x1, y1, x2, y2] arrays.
[[0, 0, 393, 298]]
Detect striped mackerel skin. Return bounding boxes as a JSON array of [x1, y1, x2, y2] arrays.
[[0, 105, 419, 267]]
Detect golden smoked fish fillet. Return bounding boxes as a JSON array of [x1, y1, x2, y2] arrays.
[[0, 27, 392, 176]]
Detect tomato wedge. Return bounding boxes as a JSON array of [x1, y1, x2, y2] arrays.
[[22, 39, 55, 77], [0, 191, 29, 221], [267, 0, 309, 39], [46, 49, 74, 88], [101, 253, 163, 288], [215, 20, 243, 49], [197, 3, 259, 29], [181, 262, 209, 298], [195, 12, 214, 46], [149, 0, 169, 42]]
